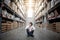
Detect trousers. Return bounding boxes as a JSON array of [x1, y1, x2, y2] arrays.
[[26, 29, 34, 36]]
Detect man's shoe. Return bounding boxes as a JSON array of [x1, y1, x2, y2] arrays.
[[31, 35, 34, 37]]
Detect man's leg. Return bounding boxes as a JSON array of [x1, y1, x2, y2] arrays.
[[31, 30, 34, 34], [26, 29, 30, 37], [30, 30, 34, 37]]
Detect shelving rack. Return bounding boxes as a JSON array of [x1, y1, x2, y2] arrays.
[[46, 1, 60, 32], [35, 0, 60, 33], [0, 0, 3, 33], [0, 0, 26, 33], [47, 2, 60, 23], [2, 3, 25, 22]]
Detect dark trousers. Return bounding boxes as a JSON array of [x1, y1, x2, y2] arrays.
[[26, 29, 34, 36]]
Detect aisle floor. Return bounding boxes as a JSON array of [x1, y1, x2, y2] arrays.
[[0, 26, 60, 40]]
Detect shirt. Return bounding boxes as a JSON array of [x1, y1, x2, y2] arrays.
[[25, 25, 35, 32]]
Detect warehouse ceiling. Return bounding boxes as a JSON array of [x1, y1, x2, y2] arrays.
[[17, 0, 44, 17], [10, 0, 44, 18], [22, 0, 42, 17], [23, 0, 42, 10]]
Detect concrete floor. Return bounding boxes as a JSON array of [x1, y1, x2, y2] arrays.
[[0, 26, 60, 40]]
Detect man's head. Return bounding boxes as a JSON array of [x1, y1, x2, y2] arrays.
[[29, 22, 33, 26]]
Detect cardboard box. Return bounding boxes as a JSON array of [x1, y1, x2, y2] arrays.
[[51, 0, 55, 8], [2, 10, 7, 17], [47, 2, 51, 10], [1, 26, 7, 32], [54, 0, 60, 5], [47, 22, 57, 32], [11, 2, 16, 10], [13, 21, 18, 29], [10, 2, 18, 12], [14, 0, 18, 3], [17, 9, 20, 14], [4, 0, 11, 6], [10, 23, 14, 29], [54, 10, 59, 17], [56, 22, 60, 32], [14, 5, 17, 12], [7, 26, 11, 30]]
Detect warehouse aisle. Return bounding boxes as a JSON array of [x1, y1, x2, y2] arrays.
[[0, 25, 60, 40], [0, 0, 60, 40]]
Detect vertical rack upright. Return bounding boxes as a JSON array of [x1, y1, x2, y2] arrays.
[[0, 0, 3, 33]]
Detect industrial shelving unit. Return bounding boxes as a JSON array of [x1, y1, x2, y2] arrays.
[[47, 1, 60, 32], [35, 0, 60, 33], [47, 2, 60, 23], [0, 0, 26, 33], [0, 0, 3, 33]]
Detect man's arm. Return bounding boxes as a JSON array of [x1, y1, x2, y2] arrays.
[[32, 26, 35, 30], [25, 26, 29, 29]]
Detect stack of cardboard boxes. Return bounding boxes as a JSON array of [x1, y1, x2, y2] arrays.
[[2, 23, 7, 32], [51, 0, 55, 8], [1, 0, 25, 33], [4, 0, 11, 7], [48, 23, 56, 32], [13, 21, 18, 29], [4, 0, 18, 13], [54, 0, 60, 5], [56, 22, 60, 33], [47, 2, 51, 10], [2, 20, 20, 32], [2, 21, 12, 32], [2, 10, 15, 19], [47, 22, 60, 32], [2, 10, 7, 18], [6, 21, 12, 31]]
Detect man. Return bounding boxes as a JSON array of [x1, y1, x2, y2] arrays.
[[25, 22, 35, 37]]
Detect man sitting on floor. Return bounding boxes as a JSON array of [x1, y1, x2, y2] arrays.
[[25, 22, 35, 37]]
